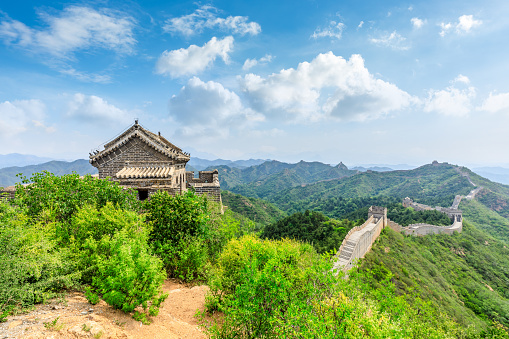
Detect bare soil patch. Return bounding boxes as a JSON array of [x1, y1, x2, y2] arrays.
[[0, 280, 209, 339]]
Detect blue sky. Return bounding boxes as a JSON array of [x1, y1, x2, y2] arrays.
[[0, 0, 508, 167]]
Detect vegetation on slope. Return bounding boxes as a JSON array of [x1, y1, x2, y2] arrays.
[[215, 160, 357, 194], [201, 235, 495, 338], [261, 210, 363, 253], [220, 190, 286, 226], [461, 199, 509, 244], [265, 163, 473, 213], [358, 223, 509, 332]]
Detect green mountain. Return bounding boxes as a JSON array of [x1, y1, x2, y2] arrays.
[[0, 160, 97, 187], [264, 162, 475, 215], [218, 160, 358, 199], [188, 157, 269, 170], [220, 190, 287, 225]]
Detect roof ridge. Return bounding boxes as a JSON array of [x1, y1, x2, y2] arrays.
[[89, 122, 190, 164]]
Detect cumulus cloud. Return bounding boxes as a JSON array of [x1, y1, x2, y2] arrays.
[[439, 14, 482, 36], [0, 6, 136, 57], [156, 36, 233, 78], [453, 74, 470, 84], [242, 54, 273, 71], [163, 5, 260, 37], [358, 21, 364, 28], [424, 86, 476, 117], [411, 17, 426, 29], [0, 99, 47, 137], [457, 15, 483, 33], [169, 77, 263, 138], [370, 31, 409, 50], [240, 52, 415, 122], [311, 20, 345, 39], [66, 93, 132, 125], [478, 92, 509, 113]]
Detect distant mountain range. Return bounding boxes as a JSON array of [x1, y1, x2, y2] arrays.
[[0, 153, 57, 169], [0, 160, 97, 187], [472, 167, 509, 185], [187, 158, 270, 170]]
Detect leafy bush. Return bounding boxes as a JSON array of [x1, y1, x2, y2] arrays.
[[153, 235, 209, 282], [93, 227, 167, 318], [13, 172, 139, 239], [145, 190, 208, 244], [145, 190, 209, 279], [69, 202, 148, 283], [205, 235, 335, 337], [205, 200, 258, 260], [0, 202, 79, 317]]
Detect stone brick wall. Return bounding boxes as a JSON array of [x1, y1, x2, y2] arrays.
[[193, 185, 222, 203], [95, 139, 173, 179]]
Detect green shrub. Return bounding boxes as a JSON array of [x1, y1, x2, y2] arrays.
[[14, 172, 139, 227], [84, 286, 100, 305], [145, 190, 210, 279], [145, 190, 208, 246], [153, 235, 209, 282], [69, 202, 147, 283], [0, 202, 79, 316], [93, 227, 167, 318]]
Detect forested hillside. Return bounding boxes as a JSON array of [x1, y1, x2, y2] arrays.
[[220, 190, 286, 226], [211, 160, 357, 192]]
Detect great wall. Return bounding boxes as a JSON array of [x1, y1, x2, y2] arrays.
[[333, 173, 483, 275]]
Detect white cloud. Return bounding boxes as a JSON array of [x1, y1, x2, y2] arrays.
[[411, 17, 426, 29], [163, 5, 260, 37], [240, 52, 415, 122], [439, 22, 453, 37], [66, 93, 132, 124], [424, 86, 476, 117], [169, 77, 263, 138], [457, 15, 482, 33], [311, 20, 345, 39], [453, 74, 470, 84], [242, 54, 273, 71], [478, 92, 509, 113], [0, 99, 47, 137], [0, 6, 136, 57], [439, 14, 482, 36], [155, 36, 233, 78], [370, 31, 409, 50], [358, 21, 364, 28]]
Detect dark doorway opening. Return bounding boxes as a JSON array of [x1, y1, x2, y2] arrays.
[[138, 189, 149, 201]]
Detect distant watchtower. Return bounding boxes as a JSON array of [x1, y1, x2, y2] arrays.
[[368, 206, 387, 227]]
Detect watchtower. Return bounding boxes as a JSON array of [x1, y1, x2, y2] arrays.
[[368, 206, 387, 227]]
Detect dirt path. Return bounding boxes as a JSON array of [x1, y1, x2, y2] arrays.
[[0, 280, 209, 339]]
